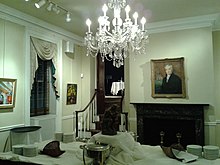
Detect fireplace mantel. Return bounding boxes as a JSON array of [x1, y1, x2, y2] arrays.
[[132, 103, 209, 147]]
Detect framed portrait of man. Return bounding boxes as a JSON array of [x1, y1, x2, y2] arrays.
[[151, 57, 186, 98]]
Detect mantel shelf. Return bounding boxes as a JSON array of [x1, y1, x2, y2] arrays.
[[131, 102, 209, 106]]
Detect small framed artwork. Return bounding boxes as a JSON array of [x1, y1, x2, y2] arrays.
[[0, 78, 17, 110], [151, 57, 186, 98], [66, 84, 77, 105]]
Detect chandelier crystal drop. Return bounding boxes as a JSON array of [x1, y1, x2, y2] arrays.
[[85, 0, 149, 68]]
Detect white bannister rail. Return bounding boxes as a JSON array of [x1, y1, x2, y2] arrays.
[[75, 90, 97, 139]]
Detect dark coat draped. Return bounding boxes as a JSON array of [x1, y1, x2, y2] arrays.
[[161, 73, 182, 94]]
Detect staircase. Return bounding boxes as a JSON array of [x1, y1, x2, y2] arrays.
[[75, 90, 98, 140], [74, 89, 128, 140]]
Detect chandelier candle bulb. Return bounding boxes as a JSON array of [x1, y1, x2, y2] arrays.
[[133, 12, 138, 25], [86, 19, 91, 33], [141, 17, 146, 31], [125, 5, 130, 19], [102, 4, 108, 16]]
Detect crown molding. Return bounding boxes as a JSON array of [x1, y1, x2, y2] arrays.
[[147, 14, 219, 34], [212, 14, 220, 31], [0, 4, 84, 44]]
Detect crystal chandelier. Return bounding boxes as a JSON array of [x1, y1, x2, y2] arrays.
[[84, 0, 149, 68]]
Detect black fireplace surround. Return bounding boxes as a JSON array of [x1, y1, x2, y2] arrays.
[[132, 103, 208, 148]]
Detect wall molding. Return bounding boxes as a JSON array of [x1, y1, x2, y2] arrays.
[[128, 117, 136, 122], [205, 121, 217, 126], [0, 3, 84, 45], [62, 114, 76, 120], [0, 124, 25, 132], [31, 114, 56, 120], [147, 14, 218, 34], [216, 120, 220, 124]]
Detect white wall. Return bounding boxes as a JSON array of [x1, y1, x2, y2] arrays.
[[61, 44, 95, 134], [0, 19, 26, 151], [212, 31, 220, 146], [127, 26, 220, 146], [129, 27, 214, 104], [0, 5, 95, 152], [61, 44, 83, 133]]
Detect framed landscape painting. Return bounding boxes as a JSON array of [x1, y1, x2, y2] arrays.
[[151, 57, 186, 98], [0, 78, 17, 110]]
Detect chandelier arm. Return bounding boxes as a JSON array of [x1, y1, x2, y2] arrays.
[[105, 31, 113, 38], [105, 30, 130, 40], [103, 31, 128, 47], [104, 37, 115, 44], [105, 56, 113, 61], [87, 42, 98, 51]]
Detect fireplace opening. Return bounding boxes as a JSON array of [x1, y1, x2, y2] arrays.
[[133, 103, 207, 148], [144, 118, 196, 148]]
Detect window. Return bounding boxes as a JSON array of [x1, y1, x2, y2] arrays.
[[30, 57, 52, 116]]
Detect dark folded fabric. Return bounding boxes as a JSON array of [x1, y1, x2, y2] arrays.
[[40, 141, 65, 157], [161, 143, 185, 160]]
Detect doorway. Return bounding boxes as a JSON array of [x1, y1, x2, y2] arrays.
[[105, 59, 124, 96], [97, 55, 124, 114]]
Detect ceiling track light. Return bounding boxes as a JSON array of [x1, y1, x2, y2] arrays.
[[52, 5, 60, 14], [66, 12, 71, 22], [35, 0, 46, 9], [47, 2, 53, 11], [28, 0, 71, 22]]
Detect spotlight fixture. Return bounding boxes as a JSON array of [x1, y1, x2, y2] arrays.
[[30, 0, 71, 23], [47, 2, 53, 11], [35, 0, 46, 9], [52, 5, 60, 14], [66, 12, 71, 22]]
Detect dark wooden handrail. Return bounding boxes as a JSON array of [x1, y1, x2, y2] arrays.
[[76, 89, 97, 113], [75, 89, 97, 138]]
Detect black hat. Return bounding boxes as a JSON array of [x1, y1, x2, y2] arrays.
[[40, 141, 65, 157]]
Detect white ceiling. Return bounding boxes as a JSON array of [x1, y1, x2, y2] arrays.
[[1, 0, 220, 37]]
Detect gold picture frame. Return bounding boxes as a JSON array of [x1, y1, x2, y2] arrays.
[[151, 57, 186, 98], [0, 78, 17, 110], [66, 84, 77, 105]]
